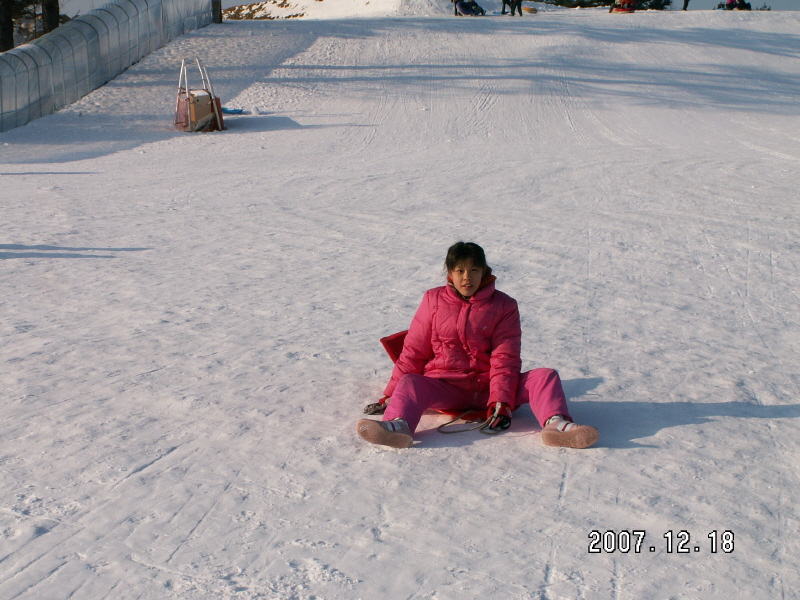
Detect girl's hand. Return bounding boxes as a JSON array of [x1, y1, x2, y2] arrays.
[[363, 396, 390, 415], [486, 402, 512, 431]]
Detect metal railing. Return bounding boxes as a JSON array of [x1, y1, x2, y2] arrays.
[[0, 0, 213, 132]]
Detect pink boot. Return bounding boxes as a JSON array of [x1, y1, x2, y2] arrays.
[[357, 418, 413, 448], [541, 416, 599, 449]]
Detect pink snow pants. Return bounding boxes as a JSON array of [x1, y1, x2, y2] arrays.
[[383, 368, 572, 432]]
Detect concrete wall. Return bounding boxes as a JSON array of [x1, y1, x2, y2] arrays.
[[0, 0, 212, 132]]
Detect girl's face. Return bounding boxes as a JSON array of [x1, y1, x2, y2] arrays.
[[449, 259, 485, 297]]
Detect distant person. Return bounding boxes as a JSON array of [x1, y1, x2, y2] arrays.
[[682, 0, 690, 10], [453, 0, 485, 15], [609, 0, 635, 12], [502, 0, 523, 16], [356, 241, 601, 450], [470, 0, 486, 14]]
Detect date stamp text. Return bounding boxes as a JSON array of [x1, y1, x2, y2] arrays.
[[588, 530, 734, 554]]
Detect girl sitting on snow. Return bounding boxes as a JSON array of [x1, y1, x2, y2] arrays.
[[357, 241, 600, 449]]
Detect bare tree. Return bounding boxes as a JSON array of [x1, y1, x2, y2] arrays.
[[1, 0, 14, 51], [42, 0, 59, 33]]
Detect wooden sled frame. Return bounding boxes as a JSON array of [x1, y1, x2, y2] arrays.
[[174, 58, 226, 133]]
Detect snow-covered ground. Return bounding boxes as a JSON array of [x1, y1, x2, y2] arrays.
[[2, 2, 800, 599]]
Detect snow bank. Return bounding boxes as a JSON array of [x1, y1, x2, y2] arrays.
[[224, 0, 407, 20]]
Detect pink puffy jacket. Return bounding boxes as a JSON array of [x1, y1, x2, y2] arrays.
[[383, 275, 522, 408]]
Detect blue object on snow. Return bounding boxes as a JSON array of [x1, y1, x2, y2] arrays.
[[221, 107, 244, 114]]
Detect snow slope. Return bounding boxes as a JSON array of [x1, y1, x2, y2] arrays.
[[2, 3, 800, 599], [222, 0, 435, 20]]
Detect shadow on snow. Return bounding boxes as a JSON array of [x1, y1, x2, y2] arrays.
[[413, 376, 800, 449]]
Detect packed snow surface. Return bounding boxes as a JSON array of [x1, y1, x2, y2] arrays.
[[2, 2, 800, 599]]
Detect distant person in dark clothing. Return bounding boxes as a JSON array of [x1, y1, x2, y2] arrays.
[[502, 0, 523, 15], [470, 0, 486, 14], [453, 0, 486, 14], [682, 0, 690, 9]]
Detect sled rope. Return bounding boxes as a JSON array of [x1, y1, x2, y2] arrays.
[[437, 411, 489, 434], [437, 405, 509, 435]]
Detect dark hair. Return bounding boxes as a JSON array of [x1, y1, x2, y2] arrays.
[[444, 241, 488, 272]]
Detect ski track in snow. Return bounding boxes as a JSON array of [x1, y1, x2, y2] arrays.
[[2, 3, 800, 599]]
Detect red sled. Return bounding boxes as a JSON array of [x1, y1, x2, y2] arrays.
[[379, 330, 408, 364], [379, 330, 487, 421]]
